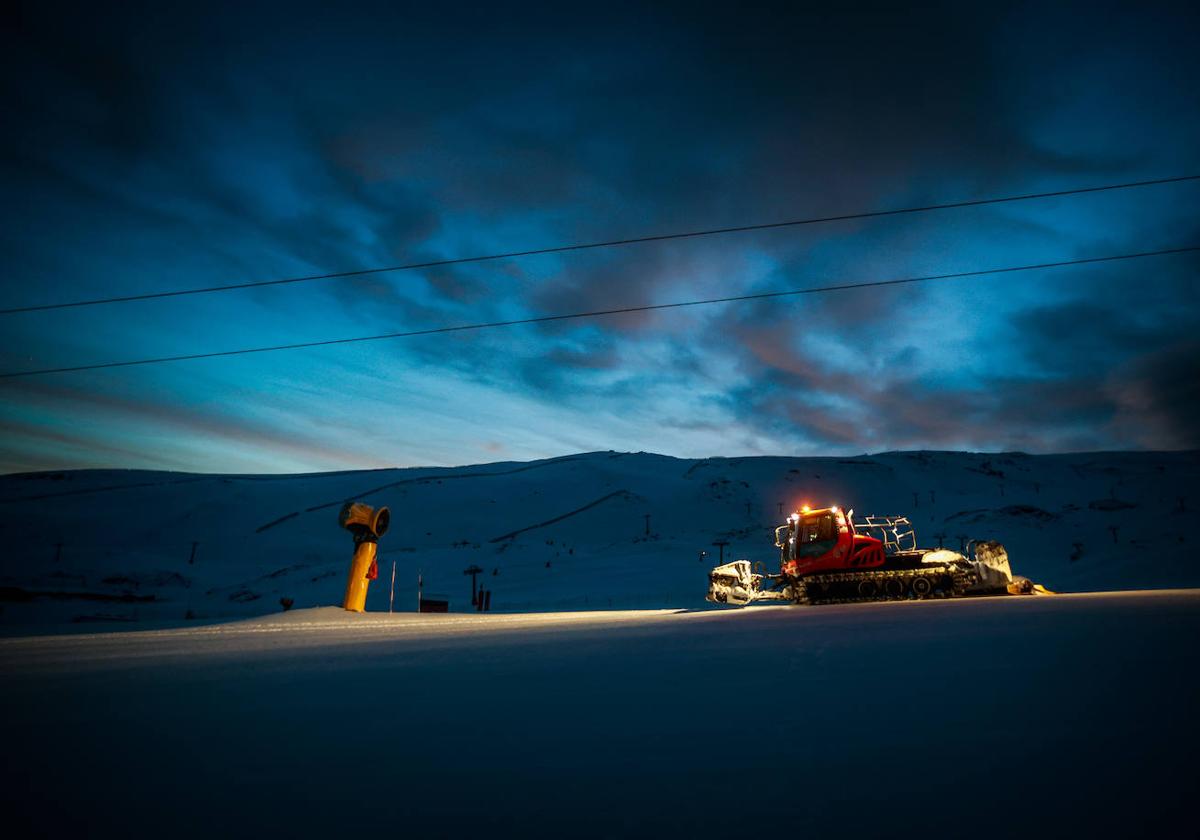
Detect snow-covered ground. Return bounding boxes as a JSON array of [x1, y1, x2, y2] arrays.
[[1, 449, 1197, 628], [2, 591, 1197, 837], [5, 452, 1195, 837]]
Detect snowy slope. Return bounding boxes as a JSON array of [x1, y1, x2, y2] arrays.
[[1, 449, 1197, 627], [2, 592, 1198, 837]]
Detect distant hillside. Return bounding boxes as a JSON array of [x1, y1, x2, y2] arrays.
[[1, 449, 1197, 627]]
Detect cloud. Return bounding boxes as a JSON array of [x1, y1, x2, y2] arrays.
[[1106, 339, 1200, 449], [2, 2, 1198, 471], [0, 378, 386, 473]]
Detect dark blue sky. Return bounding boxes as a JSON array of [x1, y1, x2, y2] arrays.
[[2, 1, 1198, 473]]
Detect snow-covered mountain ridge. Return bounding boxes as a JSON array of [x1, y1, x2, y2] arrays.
[[2, 449, 1197, 626]]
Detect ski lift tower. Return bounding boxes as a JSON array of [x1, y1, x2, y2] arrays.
[[463, 564, 484, 606]]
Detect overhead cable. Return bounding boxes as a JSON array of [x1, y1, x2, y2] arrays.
[[2, 245, 1194, 379]]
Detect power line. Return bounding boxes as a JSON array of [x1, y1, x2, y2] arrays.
[[2, 245, 1194, 380], [2, 174, 1197, 316]]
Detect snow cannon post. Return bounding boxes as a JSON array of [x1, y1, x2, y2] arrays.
[[338, 502, 390, 612]]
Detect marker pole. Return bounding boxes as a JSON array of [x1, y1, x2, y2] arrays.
[[389, 560, 397, 613]]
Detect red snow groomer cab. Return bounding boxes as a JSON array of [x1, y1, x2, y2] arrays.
[[707, 505, 1042, 606], [778, 505, 885, 577]]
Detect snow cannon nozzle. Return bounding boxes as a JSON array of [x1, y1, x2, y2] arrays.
[[339, 501, 390, 543]]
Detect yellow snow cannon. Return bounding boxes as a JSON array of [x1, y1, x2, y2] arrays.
[[339, 501, 390, 612]]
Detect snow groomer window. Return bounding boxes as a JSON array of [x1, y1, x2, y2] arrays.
[[798, 514, 837, 557]]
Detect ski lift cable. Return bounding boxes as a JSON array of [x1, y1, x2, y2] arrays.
[[2, 174, 1196, 315], [1, 244, 1195, 380]]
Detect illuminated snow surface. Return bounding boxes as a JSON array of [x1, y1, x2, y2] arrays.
[[2, 592, 1198, 837], [2, 451, 1199, 836]]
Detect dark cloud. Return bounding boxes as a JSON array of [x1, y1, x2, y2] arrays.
[[1107, 339, 1200, 449], [2, 1, 1198, 470], [1011, 301, 1161, 376], [720, 323, 1200, 454]]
